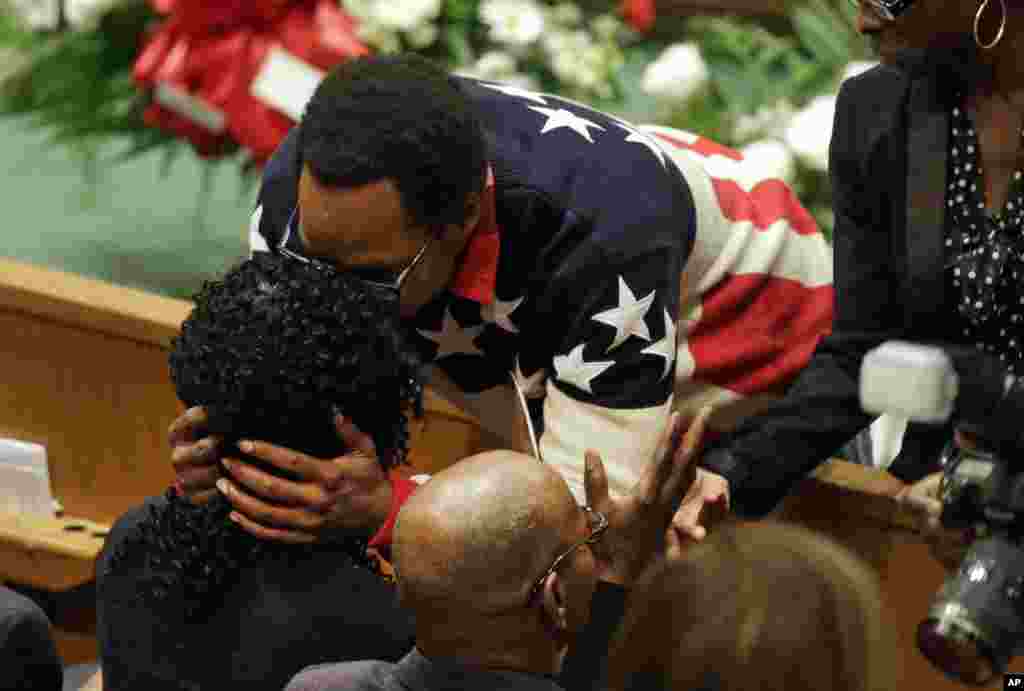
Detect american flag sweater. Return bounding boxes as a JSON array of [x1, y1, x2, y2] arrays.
[[249, 77, 833, 503]]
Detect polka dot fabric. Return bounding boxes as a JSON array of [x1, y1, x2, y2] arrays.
[[945, 96, 1024, 376]]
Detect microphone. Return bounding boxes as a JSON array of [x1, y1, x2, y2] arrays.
[[860, 341, 1024, 452]]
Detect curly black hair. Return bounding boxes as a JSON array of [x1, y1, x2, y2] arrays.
[[107, 252, 423, 621], [299, 54, 488, 230]]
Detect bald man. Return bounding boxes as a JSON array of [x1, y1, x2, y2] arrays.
[[285, 409, 709, 691]]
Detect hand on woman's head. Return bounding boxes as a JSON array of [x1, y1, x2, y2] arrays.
[[110, 252, 423, 620]]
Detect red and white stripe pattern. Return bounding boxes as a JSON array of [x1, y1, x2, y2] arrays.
[[639, 125, 834, 432]]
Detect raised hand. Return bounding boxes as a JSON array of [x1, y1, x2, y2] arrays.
[[584, 407, 711, 585]]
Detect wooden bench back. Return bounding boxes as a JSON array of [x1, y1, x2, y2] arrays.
[[0, 258, 186, 525]]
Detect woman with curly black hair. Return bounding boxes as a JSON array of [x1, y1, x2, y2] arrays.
[[96, 252, 421, 691]]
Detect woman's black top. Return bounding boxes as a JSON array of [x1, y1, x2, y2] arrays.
[[97, 495, 417, 691], [945, 96, 1024, 376], [699, 45, 1024, 517]]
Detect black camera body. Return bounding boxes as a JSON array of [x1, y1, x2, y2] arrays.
[[919, 437, 1024, 686], [939, 440, 1024, 534], [861, 342, 1024, 686]]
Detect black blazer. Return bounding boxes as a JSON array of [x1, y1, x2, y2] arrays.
[[701, 47, 976, 518]]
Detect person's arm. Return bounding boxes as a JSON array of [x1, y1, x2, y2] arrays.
[[561, 403, 710, 691], [700, 77, 905, 519], [0, 587, 62, 691], [366, 471, 423, 558], [527, 177, 690, 502]]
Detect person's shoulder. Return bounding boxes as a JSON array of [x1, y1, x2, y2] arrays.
[[459, 76, 687, 200], [285, 659, 395, 691], [834, 59, 920, 150], [255, 126, 302, 247], [262, 126, 301, 184], [0, 586, 49, 631], [839, 60, 911, 111]]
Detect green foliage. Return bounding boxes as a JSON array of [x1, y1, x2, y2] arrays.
[[669, 0, 865, 138], [0, 0, 183, 191], [655, 0, 869, 239]]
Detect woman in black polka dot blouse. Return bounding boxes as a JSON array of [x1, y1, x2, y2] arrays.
[[692, 0, 1024, 524]]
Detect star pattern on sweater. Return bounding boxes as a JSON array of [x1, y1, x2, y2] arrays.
[[417, 307, 484, 359], [641, 309, 677, 380], [592, 275, 656, 352], [553, 343, 615, 394], [528, 106, 605, 144]]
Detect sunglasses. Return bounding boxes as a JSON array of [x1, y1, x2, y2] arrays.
[[851, 0, 916, 21], [277, 207, 432, 298]]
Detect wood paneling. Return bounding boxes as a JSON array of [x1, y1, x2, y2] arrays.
[[0, 259, 186, 526]]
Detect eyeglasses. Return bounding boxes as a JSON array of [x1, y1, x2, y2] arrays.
[[277, 207, 432, 297], [527, 506, 608, 604], [850, 0, 916, 21]]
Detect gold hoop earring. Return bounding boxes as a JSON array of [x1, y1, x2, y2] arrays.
[[974, 0, 1007, 50]]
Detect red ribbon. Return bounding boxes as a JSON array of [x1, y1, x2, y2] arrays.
[[147, 0, 291, 35], [134, 0, 368, 162]]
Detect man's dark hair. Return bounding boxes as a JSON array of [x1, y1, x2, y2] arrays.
[[107, 252, 423, 621], [299, 54, 488, 229]]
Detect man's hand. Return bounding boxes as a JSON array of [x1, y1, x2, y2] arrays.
[[214, 415, 394, 544], [896, 470, 973, 570], [895, 472, 943, 532], [584, 407, 711, 586], [168, 406, 222, 505], [672, 466, 730, 544]]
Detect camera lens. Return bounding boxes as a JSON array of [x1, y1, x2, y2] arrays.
[[917, 606, 996, 686], [917, 537, 1024, 686]]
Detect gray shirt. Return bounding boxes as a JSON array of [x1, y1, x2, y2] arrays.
[[285, 581, 629, 691], [286, 648, 565, 691]]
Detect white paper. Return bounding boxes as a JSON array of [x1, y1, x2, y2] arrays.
[[250, 45, 326, 122], [0, 439, 55, 518]]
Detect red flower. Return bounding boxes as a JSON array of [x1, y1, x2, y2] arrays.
[[621, 0, 656, 32]]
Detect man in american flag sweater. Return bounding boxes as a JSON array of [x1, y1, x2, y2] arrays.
[[168, 54, 832, 548]]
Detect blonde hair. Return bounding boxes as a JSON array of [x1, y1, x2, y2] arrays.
[[606, 521, 894, 691]]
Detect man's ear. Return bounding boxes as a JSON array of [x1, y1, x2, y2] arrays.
[[437, 191, 483, 251], [461, 190, 483, 234], [540, 571, 569, 634]]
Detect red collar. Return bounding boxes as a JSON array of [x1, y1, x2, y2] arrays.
[[449, 166, 500, 305]]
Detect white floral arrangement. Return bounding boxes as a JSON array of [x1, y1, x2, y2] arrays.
[[345, 0, 630, 102], [7, 0, 121, 30]]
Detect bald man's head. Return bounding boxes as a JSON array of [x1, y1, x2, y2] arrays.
[[393, 451, 579, 615]]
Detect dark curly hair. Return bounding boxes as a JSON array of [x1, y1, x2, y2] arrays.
[[299, 54, 488, 229], [107, 252, 423, 621]]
